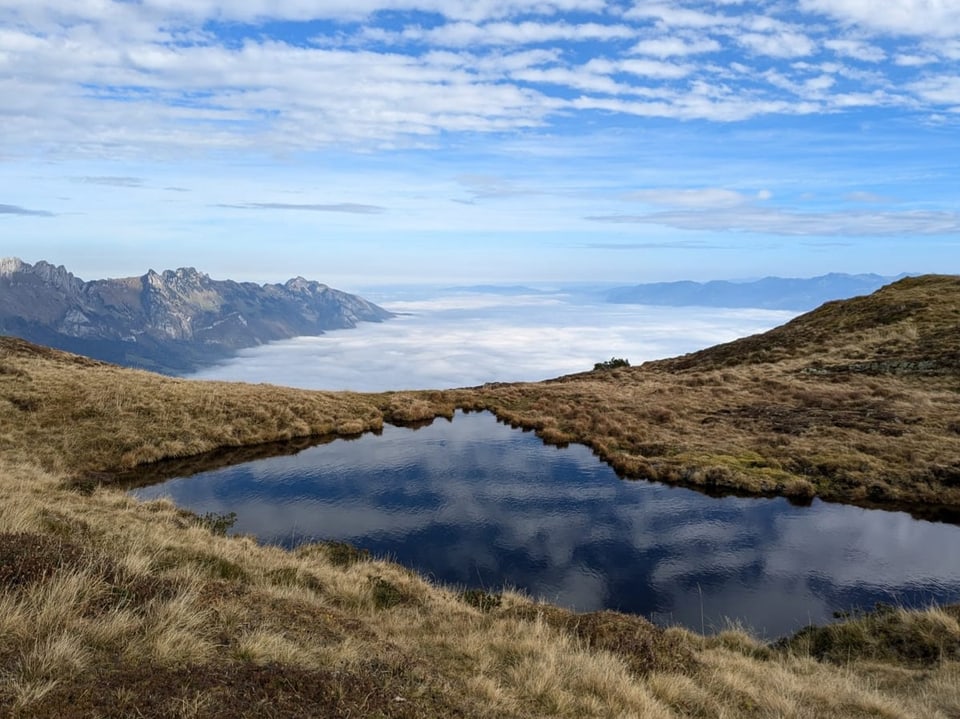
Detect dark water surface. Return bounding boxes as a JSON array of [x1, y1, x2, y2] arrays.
[[131, 411, 960, 638]]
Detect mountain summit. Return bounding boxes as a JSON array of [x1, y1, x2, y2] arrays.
[[0, 259, 392, 373]]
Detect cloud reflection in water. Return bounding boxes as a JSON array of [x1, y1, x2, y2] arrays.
[[132, 412, 960, 638]]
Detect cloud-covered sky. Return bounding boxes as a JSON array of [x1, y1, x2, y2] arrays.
[[1, 0, 958, 285]]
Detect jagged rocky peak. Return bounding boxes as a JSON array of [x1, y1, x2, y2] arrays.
[[285, 276, 329, 293], [0, 257, 82, 291], [0, 257, 25, 275], [143, 267, 214, 296], [162, 267, 208, 283]]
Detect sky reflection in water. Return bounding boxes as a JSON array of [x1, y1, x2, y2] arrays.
[[132, 411, 960, 638]]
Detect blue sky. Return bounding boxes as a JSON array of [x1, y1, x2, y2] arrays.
[[1, 0, 958, 286]]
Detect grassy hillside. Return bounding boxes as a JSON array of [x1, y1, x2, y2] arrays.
[[454, 275, 960, 510], [1, 275, 959, 717]]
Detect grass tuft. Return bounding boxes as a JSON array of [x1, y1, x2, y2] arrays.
[[781, 603, 960, 666], [369, 576, 411, 610], [460, 588, 503, 612], [298, 540, 371, 568], [193, 511, 238, 536]]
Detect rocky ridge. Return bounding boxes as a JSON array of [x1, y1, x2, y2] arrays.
[[0, 258, 392, 373]]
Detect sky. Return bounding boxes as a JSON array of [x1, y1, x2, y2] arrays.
[[2, 0, 959, 287]]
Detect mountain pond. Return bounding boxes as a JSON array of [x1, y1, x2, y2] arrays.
[[130, 410, 960, 638]]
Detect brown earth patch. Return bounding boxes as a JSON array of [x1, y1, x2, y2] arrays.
[[0, 532, 87, 589], [9, 659, 487, 719]]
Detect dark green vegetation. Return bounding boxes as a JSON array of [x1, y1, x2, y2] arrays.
[[593, 356, 631, 371], [782, 603, 960, 667]]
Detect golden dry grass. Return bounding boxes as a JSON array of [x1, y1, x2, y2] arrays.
[[449, 275, 960, 510], [1, 275, 959, 716]]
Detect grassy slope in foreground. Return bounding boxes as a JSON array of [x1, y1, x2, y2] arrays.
[[0, 275, 959, 717]]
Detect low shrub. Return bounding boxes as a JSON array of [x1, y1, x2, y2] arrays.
[[195, 511, 237, 536], [460, 588, 503, 612], [593, 357, 631, 371], [369, 576, 406, 609]]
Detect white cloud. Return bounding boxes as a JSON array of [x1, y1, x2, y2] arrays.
[[0, 0, 960, 155], [383, 293, 563, 312], [625, 187, 751, 208], [894, 53, 939, 66], [616, 57, 695, 79], [39, 0, 608, 24], [763, 66, 895, 106], [1, 0, 959, 157], [588, 206, 960, 236], [454, 174, 551, 199], [624, 3, 737, 29], [805, 74, 836, 91], [512, 65, 630, 94], [910, 74, 960, 106], [219, 202, 386, 214], [571, 93, 820, 122], [938, 40, 960, 59], [396, 20, 638, 46], [476, 48, 562, 72], [629, 35, 722, 56], [824, 38, 886, 61], [0, 33, 567, 150], [801, 0, 960, 38], [738, 30, 816, 58]]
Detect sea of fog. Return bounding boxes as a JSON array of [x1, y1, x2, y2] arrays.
[[187, 287, 797, 390]]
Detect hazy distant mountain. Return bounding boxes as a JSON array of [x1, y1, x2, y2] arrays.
[[0, 258, 393, 373], [441, 284, 548, 295], [605, 273, 905, 310]]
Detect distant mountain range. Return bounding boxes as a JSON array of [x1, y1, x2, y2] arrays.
[[436, 273, 905, 311], [603, 273, 905, 310], [0, 258, 392, 374], [0, 259, 910, 374]]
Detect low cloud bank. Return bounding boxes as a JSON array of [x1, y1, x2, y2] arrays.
[[188, 290, 795, 391]]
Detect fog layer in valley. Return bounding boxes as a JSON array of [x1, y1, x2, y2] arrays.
[[187, 288, 796, 390]]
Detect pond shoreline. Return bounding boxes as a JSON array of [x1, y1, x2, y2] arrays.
[[128, 410, 960, 640]]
